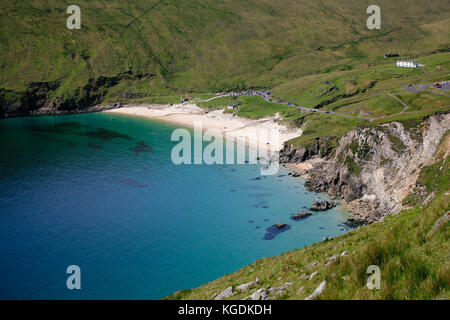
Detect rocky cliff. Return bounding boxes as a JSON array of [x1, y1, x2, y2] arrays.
[[0, 71, 143, 118], [280, 112, 450, 224]]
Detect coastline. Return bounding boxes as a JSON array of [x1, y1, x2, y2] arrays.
[[105, 103, 357, 223], [285, 159, 359, 224], [104, 104, 303, 152]]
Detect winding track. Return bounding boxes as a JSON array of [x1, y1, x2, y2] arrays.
[[193, 80, 450, 121], [192, 92, 374, 120], [388, 93, 410, 114]]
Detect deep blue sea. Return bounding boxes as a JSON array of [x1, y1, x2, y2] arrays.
[[0, 113, 350, 299]]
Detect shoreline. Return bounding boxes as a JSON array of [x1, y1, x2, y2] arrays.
[[285, 160, 358, 222], [104, 104, 303, 152]]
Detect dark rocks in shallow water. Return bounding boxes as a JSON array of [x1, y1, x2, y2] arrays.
[[262, 205, 269, 209], [292, 211, 312, 220], [248, 220, 255, 224], [26, 122, 86, 135], [263, 224, 291, 240], [131, 140, 152, 154], [230, 189, 237, 193], [310, 199, 337, 211], [264, 219, 270, 222], [343, 218, 366, 228], [275, 223, 287, 229], [337, 223, 350, 230], [88, 143, 102, 149], [82, 128, 133, 141], [250, 177, 262, 181], [255, 226, 261, 229]]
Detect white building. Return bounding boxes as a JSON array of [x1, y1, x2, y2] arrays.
[[397, 61, 420, 68]]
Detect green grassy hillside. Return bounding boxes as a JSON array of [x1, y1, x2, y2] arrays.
[[0, 0, 449, 103]]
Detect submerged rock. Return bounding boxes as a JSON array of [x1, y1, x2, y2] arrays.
[[131, 140, 152, 153], [263, 224, 291, 240]]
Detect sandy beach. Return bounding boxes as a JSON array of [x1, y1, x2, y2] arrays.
[[104, 104, 303, 151]]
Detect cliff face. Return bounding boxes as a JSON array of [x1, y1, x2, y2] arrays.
[[0, 72, 138, 118], [280, 112, 450, 224]]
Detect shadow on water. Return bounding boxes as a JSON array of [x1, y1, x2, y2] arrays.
[[88, 143, 102, 149], [79, 128, 134, 141], [26, 122, 86, 134], [263, 224, 291, 240], [26, 122, 134, 141]]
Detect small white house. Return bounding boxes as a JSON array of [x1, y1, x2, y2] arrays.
[[397, 61, 420, 68]]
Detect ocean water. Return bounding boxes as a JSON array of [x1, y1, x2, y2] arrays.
[[0, 113, 350, 299]]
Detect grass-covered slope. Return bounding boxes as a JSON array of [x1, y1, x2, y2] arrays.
[[167, 141, 450, 300], [276, 52, 450, 149], [0, 0, 449, 102]]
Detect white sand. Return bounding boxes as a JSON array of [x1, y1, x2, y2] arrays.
[[104, 104, 302, 151]]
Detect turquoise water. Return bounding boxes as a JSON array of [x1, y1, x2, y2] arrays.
[[0, 113, 350, 299]]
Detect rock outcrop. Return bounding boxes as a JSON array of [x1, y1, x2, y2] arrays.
[[281, 112, 450, 225], [236, 278, 260, 292], [310, 199, 337, 211], [304, 280, 326, 300], [214, 286, 233, 300], [0, 71, 148, 118]]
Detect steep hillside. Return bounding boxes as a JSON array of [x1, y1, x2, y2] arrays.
[[0, 0, 449, 115], [281, 112, 450, 224]]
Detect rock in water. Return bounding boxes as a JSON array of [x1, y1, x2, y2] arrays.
[[275, 222, 287, 229], [310, 199, 337, 211], [292, 211, 312, 220]]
